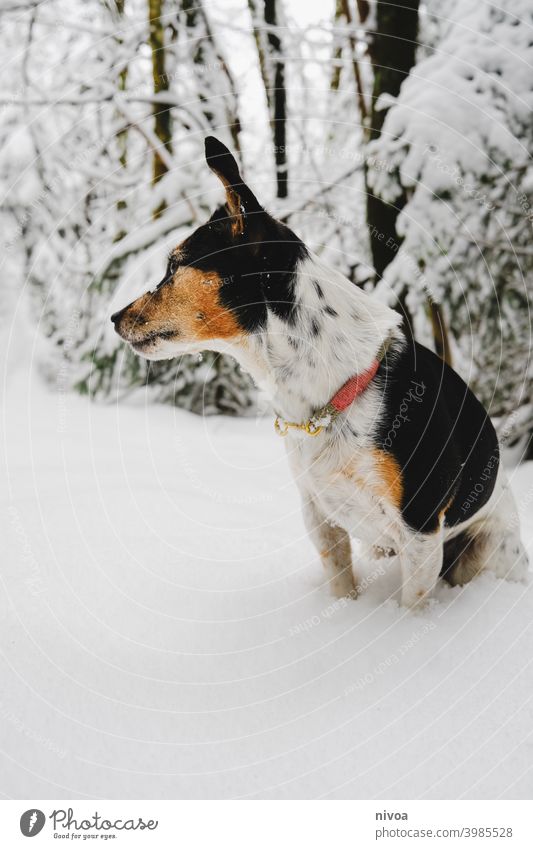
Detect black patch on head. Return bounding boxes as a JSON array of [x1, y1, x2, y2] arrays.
[[150, 136, 309, 332], [324, 305, 338, 317], [287, 335, 300, 350], [167, 204, 307, 333], [259, 226, 306, 325], [310, 319, 321, 336]]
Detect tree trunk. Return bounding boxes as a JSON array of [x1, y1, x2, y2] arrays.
[[365, 0, 419, 277], [264, 0, 287, 198], [114, 0, 128, 231], [361, 0, 418, 342], [362, 0, 453, 364], [148, 0, 172, 217], [330, 0, 343, 92], [248, 0, 288, 198]]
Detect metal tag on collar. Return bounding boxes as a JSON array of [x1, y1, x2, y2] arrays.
[[274, 416, 323, 438]]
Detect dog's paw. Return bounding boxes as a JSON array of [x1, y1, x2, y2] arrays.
[[372, 544, 397, 559], [400, 588, 438, 612], [359, 542, 397, 562]]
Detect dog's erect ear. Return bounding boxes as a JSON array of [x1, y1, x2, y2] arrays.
[[205, 136, 262, 237]]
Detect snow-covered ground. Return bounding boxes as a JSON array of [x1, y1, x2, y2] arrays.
[[1, 368, 533, 800]]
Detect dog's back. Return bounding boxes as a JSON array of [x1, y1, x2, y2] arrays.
[[374, 340, 499, 534], [374, 340, 527, 587]]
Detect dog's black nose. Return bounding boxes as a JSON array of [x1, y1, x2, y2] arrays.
[[111, 307, 125, 326]]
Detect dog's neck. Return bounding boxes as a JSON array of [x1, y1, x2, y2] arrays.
[[223, 252, 403, 422]]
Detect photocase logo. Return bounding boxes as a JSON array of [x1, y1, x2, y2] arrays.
[[20, 809, 46, 837], [19, 806, 159, 838]]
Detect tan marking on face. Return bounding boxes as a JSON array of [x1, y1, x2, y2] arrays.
[[170, 267, 242, 340], [118, 268, 243, 345]]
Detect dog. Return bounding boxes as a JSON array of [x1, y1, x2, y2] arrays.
[[111, 136, 528, 608]]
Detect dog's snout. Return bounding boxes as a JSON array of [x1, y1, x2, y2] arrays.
[[111, 307, 125, 326], [111, 305, 147, 328], [111, 301, 151, 339]]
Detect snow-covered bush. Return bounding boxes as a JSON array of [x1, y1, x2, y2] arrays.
[[0, 0, 254, 415], [367, 0, 533, 442]]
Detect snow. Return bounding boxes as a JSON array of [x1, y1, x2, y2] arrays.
[[1, 367, 533, 800]]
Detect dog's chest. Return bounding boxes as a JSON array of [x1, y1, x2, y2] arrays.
[[289, 437, 403, 543]]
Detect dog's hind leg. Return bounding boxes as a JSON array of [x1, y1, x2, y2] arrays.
[[480, 473, 529, 583], [301, 497, 358, 599], [399, 525, 444, 609], [443, 524, 528, 586], [443, 473, 529, 587], [443, 524, 528, 587]]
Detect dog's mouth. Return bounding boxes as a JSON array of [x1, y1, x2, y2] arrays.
[[129, 329, 177, 352]]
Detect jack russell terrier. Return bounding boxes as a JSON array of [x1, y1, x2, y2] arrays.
[[111, 137, 528, 608]]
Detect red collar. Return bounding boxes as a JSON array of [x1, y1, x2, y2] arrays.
[[274, 354, 383, 438], [329, 358, 380, 412]]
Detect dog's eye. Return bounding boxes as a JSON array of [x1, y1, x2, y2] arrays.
[[156, 256, 179, 290]]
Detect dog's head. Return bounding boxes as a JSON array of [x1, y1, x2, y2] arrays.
[[111, 137, 305, 360]]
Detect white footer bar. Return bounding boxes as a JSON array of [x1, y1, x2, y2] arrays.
[[1, 800, 531, 847]]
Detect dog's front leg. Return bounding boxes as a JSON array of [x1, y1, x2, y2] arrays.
[[301, 497, 358, 599], [399, 526, 443, 609]]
